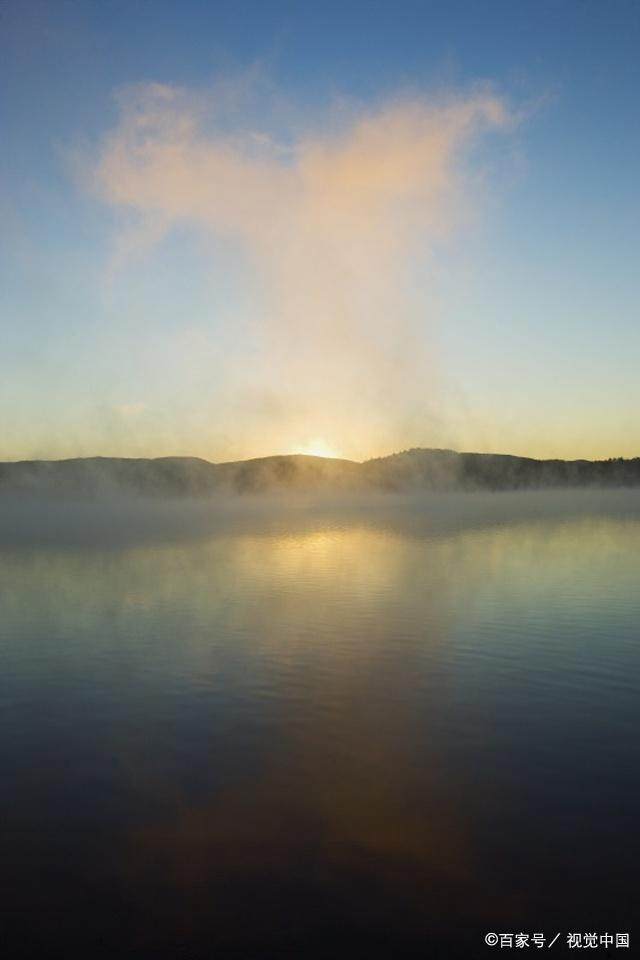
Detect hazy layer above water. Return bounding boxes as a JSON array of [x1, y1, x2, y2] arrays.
[[2, 487, 640, 548]]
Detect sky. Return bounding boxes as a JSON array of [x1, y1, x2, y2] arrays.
[[1, 0, 639, 463]]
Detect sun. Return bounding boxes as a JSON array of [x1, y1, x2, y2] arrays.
[[292, 438, 341, 460]]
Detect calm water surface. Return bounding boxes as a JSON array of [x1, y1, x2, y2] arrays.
[[2, 492, 639, 958]]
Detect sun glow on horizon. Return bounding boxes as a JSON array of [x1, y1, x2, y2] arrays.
[[292, 438, 343, 460]]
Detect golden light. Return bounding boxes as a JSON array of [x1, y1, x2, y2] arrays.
[[292, 438, 342, 460]]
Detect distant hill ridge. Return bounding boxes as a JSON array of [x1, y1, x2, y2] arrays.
[[1, 448, 640, 496]]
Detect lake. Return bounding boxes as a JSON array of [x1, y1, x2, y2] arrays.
[[2, 491, 639, 958]]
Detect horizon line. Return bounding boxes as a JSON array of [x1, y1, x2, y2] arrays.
[[1, 448, 639, 467]]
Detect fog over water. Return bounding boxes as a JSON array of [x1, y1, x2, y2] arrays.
[[2, 487, 640, 547]]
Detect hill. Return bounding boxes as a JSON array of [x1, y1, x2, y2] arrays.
[[1, 448, 639, 497]]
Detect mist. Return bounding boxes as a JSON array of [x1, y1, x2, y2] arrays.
[[2, 488, 640, 551], [90, 79, 509, 460]]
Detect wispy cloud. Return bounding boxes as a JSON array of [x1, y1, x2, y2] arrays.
[[91, 78, 510, 459]]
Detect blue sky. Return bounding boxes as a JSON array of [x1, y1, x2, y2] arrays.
[[1, 0, 639, 461]]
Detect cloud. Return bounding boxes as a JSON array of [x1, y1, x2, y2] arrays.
[[91, 79, 510, 459]]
